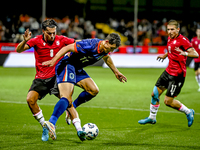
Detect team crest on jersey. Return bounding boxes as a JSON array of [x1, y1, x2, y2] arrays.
[[173, 40, 176, 44], [195, 41, 198, 45], [56, 41, 60, 45], [43, 42, 46, 46]]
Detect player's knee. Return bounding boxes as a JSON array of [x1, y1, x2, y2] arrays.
[[89, 87, 99, 96], [92, 88, 99, 96], [164, 99, 172, 106], [26, 96, 37, 105], [63, 97, 73, 107]]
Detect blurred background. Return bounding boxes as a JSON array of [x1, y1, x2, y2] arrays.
[[1, 0, 200, 45], [0, 0, 199, 67]]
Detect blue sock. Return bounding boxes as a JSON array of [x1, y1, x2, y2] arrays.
[[49, 97, 69, 125], [73, 91, 94, 108]]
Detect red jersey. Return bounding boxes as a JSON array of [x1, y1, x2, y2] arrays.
[[191, 36, 200, 62], [27, 35, 74, 79], [166, 34, 192, 77]]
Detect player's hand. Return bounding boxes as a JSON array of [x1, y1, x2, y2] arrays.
[[42, 60, 55, 67], [157, 54, 167, 62], [23, 29, 32, 42], [116, 72, 127, 83], [175, 47, 187, 56]]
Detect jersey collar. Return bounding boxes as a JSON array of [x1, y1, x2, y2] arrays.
[[42, 34, 56, 45]]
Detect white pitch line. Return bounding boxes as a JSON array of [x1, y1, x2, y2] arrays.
[[0, 100, 199, 115]]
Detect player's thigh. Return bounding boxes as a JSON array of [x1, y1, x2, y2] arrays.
[[58, 82, 74, 102], [77, 78, 99, 95]]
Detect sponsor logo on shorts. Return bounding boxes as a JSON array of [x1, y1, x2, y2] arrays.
[[69, 73, 74, 79]]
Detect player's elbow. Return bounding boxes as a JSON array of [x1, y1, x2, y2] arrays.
[[16, 48, 23, 53], [16, 48, 20, 53]]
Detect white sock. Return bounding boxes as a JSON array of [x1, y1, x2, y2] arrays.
[[33, 110, 45, 127], [195, 75, 200, 87], [179, 104, 191, 115], [198, 74, 200, 87], [149, 104, 160, 120], [72, 118, 82, 132]]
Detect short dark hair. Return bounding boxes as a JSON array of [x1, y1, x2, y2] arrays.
[[168, 20, 180, 29], [42, 19, 58, 30], [106, 33, 121, 47]]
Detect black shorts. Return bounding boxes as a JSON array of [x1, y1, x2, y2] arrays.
[[194, 62, 200, 71], [29, 76, 59, 100], [155, 70, 185, 97]]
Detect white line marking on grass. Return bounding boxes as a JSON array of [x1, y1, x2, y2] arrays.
[[0, 100, 199, 115]]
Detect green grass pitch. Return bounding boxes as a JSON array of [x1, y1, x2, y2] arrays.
[[0, 66, 200, 150]]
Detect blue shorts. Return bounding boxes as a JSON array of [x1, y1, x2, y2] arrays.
[[56, 64, 90, 84]]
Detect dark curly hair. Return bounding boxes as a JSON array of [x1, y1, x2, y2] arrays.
[[106, 33, 121, 47], [42, 19, 58, 30]]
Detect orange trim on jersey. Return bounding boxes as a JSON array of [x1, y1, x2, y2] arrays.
[[74, 42, 78, 53], [97, 41, 102, 54]]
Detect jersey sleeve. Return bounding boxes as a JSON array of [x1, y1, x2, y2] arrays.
[[181, 37, 193, 51], [26, 37, 37, 48], [74, 40, 93, 53], [62, 36, 75, 45]]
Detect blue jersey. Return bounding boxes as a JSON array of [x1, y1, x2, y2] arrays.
[[57, 38, 108, 72]]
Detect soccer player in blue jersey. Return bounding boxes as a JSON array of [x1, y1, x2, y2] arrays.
[[42, 33, 127, 141]]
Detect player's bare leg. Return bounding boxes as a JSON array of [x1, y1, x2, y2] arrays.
[[73, 78, 98, 108], [67, 106, 86, 141], [27, 91, 45, 126], [66, 78, 98, 125], [66, 106, 78, 125], [26, 91, 48, 141], [77, 78, 99, 96], [164, 96, 194, 127]]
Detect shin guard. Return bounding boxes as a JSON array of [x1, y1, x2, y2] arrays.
[[151, 86, 159, 105]]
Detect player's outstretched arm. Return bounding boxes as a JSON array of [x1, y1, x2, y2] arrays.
[[175, 47, 199, 58], [103, 55, 127, 83], [157, 52, 168, 62], [16, 29, 32, 53], [42, 43, 75, 67]]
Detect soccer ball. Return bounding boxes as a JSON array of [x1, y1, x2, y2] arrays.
[[82, 123, 99, 140]]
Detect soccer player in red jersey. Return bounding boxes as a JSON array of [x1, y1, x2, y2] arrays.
[[138, 20, 199, 127], [191, 28, 200, 91], [16, 19, 81, 141]]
